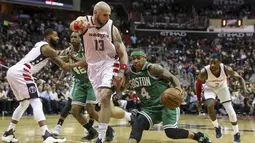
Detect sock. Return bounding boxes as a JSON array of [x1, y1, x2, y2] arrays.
[[57, 119, 64, 126], [212, 119, 219, 128], [89, 119, 94, 127], [98, 123, 108, 142], [232, 124, 239, 134], [40, 125, 49, 135], [124, 112, 131, 121], [7, 123, 16, 131], [83, 122, 93, 132]]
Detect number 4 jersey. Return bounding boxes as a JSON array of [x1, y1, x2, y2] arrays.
[[128, 62, 169, 107], [80, 15, 116, 65]]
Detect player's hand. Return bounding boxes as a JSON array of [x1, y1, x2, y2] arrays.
[[197, 101, 202, 112], [75, 19, 96, 30], [113, 71, 126, 94]]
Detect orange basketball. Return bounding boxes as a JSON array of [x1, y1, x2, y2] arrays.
[[161, 88, 184, 109]]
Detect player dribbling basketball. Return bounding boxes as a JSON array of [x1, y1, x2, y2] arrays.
[[124, 50, 211, 143]]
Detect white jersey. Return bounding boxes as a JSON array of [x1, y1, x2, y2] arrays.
[[16, 41, 49, 74], [204, 63, 228, 88], [81, 15, 116, 65]]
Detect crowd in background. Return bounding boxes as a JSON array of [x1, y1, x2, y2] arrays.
[[0, 1, 255, 117]]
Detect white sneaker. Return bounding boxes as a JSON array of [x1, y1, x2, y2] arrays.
[[43, 130, 66, 143], [2, 129, 18, 143], [52, 124, 61, 136]]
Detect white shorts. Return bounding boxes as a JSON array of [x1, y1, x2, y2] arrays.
[[87, 59, 117, 101], [203, 85, 232, 104], [6, 64, 39, 102]]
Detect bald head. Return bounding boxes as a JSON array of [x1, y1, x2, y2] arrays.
[[94, 1, 111, 12], [93, 1, 111, 26]]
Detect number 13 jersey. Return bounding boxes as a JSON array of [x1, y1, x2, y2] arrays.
[[81, 15, 116, 65], [204, 63, 228, 89]]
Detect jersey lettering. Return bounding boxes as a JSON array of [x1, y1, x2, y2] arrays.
[[141, 87, 151, 99], [95, 40, 104, 51], [73, 67, 86, 74]]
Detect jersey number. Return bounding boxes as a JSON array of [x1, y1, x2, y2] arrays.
[[95, 40, 104, 51], [141, 87, 151, 99], [215, 83, 219, 87], [73, 67, 86, 74]]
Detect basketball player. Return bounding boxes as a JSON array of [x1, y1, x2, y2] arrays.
[[70, 1, 129, 142], [1, 29, 84, 143], [52, 32, 115, 142], [124, 51, 211, 143], [196, 53, 248, 143], [52, 32, 131, 142]]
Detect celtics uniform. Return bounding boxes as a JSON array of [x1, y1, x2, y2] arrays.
[[70, 47, 97, 106], [128, 62, 180, 129]]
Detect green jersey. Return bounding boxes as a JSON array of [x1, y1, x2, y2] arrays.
[[71, 47, 90, 85], [128, 62, 169, 107]]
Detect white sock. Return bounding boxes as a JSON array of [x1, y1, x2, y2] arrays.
[[212, 119, 219, 128], [232, 124, 239, 134], [124, 112, 131, 121], [98, 123, 108, 142], [40, 125, 49, 135], [7, 123, 16, 131]]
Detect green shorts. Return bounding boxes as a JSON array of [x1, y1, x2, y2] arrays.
[[70, 82, 97, 106], [139, 104, 180, 129]]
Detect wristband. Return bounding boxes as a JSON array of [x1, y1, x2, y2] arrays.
[[120, 64, 128, 71], [73, 21, 81, 31]]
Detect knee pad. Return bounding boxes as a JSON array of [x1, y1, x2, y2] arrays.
[[60, 99, 72, 118], [164, 128, 189, 139], [222, 102, 237, 122], [29, 98, 46, 122], [129, 114, 150, 142], [12, 100, 30, 121]]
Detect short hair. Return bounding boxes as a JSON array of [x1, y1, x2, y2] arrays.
[[44, 28, 55, 38], [209, 53, 222, 61]]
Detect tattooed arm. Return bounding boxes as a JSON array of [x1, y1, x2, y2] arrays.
[[113, 26, 128, 72], [148, 64, 181, 88], [41, 45, 83, 70]]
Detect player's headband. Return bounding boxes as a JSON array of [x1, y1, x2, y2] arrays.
[[131, 51, 146, 57]]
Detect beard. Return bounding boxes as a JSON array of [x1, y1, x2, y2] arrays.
[[50, 38, 59, 48], [96, 17, 104, 26]]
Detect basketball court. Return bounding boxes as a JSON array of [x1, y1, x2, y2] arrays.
[[0, 114, 255, 143]]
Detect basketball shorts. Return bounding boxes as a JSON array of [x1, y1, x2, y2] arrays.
[[70, 82, 97, 106], [6, 64, 39, 102], [87, 59, 117, 101], [139, 104, 180, 129], [203, 84, 232, 103]]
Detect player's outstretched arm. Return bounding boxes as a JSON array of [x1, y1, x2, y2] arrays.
[[113, 26, 128, 72], [70, 16, 96, 34], [224, 65, 247, 93], [41, 45, 83, 70], [148, 64, 181, 88]]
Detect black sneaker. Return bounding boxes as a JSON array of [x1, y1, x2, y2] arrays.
[[129, 109, 139, 125], [43, 130, 66, 143], [105, 126, 115, 142], [80, 128, 98, 142], [234, 132, 240, 143], [96, 138, 103, 143], [2, 129, 18, 143], [215, 126, 223, 139], [194, 132, 212, 143]]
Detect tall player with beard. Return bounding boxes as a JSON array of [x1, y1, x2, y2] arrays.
[[70, 1, 131, 142], [196, 53, 248, 143], [2, 29, 84, 143]]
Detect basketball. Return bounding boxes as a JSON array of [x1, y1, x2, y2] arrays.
[[161, 88, 184, 109]]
